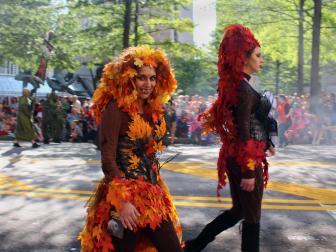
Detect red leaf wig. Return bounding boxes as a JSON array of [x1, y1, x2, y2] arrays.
[[200, 24, 262, 193]]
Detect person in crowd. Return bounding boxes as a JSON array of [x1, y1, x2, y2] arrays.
[[72, 95, 82, 113], [164, 99, 177, 145], [70, 120, 83, 142], [33, 116, 44, 142], [198, 96, 207, 114], [9, 97, 19, 116], [285, 102, 306, 144], [34, 100, 43, 119], [276, 94, 292, 147], [0, 111, 12, 136], [79, 46, 182, 252], [42, 93, 56, 144], [189, 115, 202, 144], [175, 95, 187, 118], [1, 97, 12, 115], [13, 89, 40, 148], [67, 107, 80, 124], [184, 24, 275, 252], [61, 96, 71, 114], [175, 111, 189, 139], [54, 95, 65, 143], [310, 95, 329, 145], [42, 93, 64, 144], [82, 119, 98, 143]]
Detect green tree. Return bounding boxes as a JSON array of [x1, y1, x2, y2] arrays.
[[50, 0, 125, 70], [171, 49, 217, 95], [0, 0, 53, 70], [214, 0, 336, 95], [123, 0, 132, 48], [51, 0, 195, 68], [309, 0, 323, 98], [62, 0, 201, 93], [0, 0, 215, 96], [298, 0, 305, 95]]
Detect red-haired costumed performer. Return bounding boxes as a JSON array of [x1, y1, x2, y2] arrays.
[[184, 24, 275, 252], [79, 46, 182, 252]]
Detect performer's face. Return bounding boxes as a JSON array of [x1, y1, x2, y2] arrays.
[[244, 47, 264, 74], [135, 65, 156, 100]]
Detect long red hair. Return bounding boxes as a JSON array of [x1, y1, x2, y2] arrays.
[[200, 24, 261, 192]]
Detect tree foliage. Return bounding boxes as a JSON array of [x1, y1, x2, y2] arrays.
[[215, 0, 336, 95], [0, 1, 182, 64], [0, 0, 53, 70], [171, 48, 217, 95], [1, 0, 217, 95]]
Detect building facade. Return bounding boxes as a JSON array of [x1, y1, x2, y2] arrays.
[[0, 61, 20, 76]]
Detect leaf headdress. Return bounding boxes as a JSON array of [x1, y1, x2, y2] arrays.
[[93, 46, 177, 123]]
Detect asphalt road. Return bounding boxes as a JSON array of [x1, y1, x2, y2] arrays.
[[0, 141, 335, 252]]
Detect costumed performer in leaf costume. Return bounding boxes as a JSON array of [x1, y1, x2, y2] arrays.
[[183, 24, 275, 252], [79, 46, 182, 252]]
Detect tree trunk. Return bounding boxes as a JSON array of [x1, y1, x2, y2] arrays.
[[310, 0, 322, 99], [275, 60, 281, 95], [173, 2, 178, 42], [297, 0, 304, 95], [134, 0, 139, 46], [89, 67, 96, 90], [123, 0, 132, 49]]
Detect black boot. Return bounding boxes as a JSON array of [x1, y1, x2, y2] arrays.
[[13, 143, 22, 147], [184, 211, 240, 252], [32, 142, 40, 148], [241, 221, 260, 252]]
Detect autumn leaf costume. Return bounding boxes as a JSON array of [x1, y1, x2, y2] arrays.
[[79, 46, 181, 252], [184, 25, 274, 252]]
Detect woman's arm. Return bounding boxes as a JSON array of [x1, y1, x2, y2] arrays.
[[100, 102, 124, 182], [236, 83, 257, 191], [101, 102, 140, 230], [236, 83, 254, 142]]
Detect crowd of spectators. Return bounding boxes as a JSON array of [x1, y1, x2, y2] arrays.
[[0, 97, 17, 138], [164, 92, 336, 146], [1, 91, 336, 147], [0, 95, 98, 144], [164, 94, 217, 145], [275, 92, 336, 146]]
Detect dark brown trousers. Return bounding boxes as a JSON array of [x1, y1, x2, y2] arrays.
[[226, 157, 264, 224], [111, 219, 182, 252]]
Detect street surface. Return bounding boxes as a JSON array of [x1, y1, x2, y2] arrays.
[[0, 141, 335, 252]]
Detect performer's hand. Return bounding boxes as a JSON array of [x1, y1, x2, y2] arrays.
[[268, 146, 275, 156], [120, 201, 140, 231], [240, 178, 255, 192]]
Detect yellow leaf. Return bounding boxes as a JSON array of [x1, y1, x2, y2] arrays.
[[127, 114, 152, 140], [247, 159, 256, 170], [129, 155, 140, 168], [134, 57, 143, 67], [155, 116, 166, 139], [154, 141, 164, 152], [92, 226, 102, 240]]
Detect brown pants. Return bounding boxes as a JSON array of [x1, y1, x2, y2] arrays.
[[226, 157, 264, 224], [112, 219, 182, 252]]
